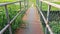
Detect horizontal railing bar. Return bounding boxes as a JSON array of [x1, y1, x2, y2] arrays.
[[0, 10, 22, 34], [0, 23, 10, 34], [0, 1, 22, 6], [36, 5, 53, 34], [39, 0, 60, 9]]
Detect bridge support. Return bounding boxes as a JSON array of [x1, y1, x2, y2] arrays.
[[5, 5, 12, 34], [45, 5, 51, 34], [24, 0, 29, 10]]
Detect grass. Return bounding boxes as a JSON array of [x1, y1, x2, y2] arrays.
[[40, 11, 60, 34], [39, 2, 60, 11], [53, 2, 60, 4], [35, 0, 60, 11], [29, 0, 36, 6], [37, 1, 60, 34], [0, 1, 26, 34], [0, 0, 60, 34], [0, 0, 17, 3]]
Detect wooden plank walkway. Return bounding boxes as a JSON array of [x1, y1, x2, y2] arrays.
[[15, 5, 44, 34]]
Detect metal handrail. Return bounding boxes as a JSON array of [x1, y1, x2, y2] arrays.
[[36, 0, 60, 34], [0, 1, 22, 6], [0, 1, 22, 34], [40, 0, 60, 9], [37, 6, 53, 34]]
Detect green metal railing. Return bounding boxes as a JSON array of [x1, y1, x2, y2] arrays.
[[0, 0, 29, 34], [36, 0, 60, 34]]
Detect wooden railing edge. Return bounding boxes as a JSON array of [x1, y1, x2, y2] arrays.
[[40, 0, 60, 9], [0, 1, 22, 6]]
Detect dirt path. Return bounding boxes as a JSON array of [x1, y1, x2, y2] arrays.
[[15, 5, 44, 34]]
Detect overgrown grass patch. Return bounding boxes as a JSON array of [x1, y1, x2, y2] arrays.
[[0, 4, 26, 34], [40, 11, 60, 34]]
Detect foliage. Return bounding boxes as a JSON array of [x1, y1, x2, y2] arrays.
[[29, 0, 36, 5], [38, 2, 60, 11], [49, 21, 60, 34], [41, 11, 60, 34], [0, 0, 17, 3], [49, 11, 60, 34], [0, 4, 25, 34]]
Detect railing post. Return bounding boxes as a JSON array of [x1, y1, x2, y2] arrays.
[[36, 0, 39, 6], [40, 1, 42, 11], [45, 27, 48, 34], [19, 1, 21, 11], [26, 0, 28, 9], [45, 5, 51, 34], [24, 0, 26, 10], [5, 5, 12, 34], [47, 5, 51, 22], [25, 0, 27, 9]]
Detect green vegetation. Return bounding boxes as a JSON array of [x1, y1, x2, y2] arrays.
[[0, 0, 60, 34], [53, 2, 60, 4], [50, 21, 60, 34], [39, 2, 60, 11], [0, 0, 27, 34], [0, 0, 17, 3], [40, 11, 60, 34], [49, 12, 60, 34], [36, 0, 60, 11], [0, 4, 26, 34], [29, 0, 36, 5], [37, 1, 60, 34]]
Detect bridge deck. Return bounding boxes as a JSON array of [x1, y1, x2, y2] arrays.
[[15, 5, 44, 34]]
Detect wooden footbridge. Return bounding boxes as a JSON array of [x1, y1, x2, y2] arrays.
[[0, 0, 60, 34]]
